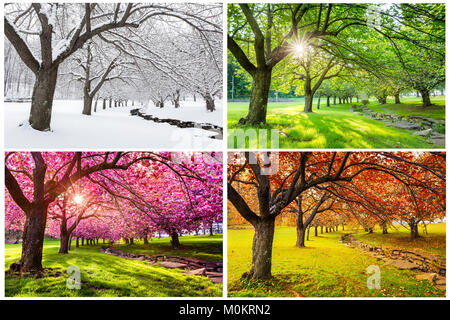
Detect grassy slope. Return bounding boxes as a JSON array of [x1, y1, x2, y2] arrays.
[[227, 225, 445, 297], [352, 223, 446, 259], [227, 97, 443, 148], [5, 236, 223, 297], [115, 234, 223, 262], [366, 96, 445, 120]]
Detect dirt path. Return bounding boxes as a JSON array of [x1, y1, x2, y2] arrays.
[[100, 245, 223, 284], [339, 234, 446, 291]]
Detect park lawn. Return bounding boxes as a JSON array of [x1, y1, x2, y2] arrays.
[[227, 97, 442, 148], [227, 226, 445, 297], [352, 223, 446, 259], [366, 96, 445, 120], [5, 237, 222, 297], [115, 234, 223, 262]]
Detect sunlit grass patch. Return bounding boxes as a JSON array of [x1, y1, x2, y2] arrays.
[[227, 97, 443, 149], [5, 237, 223, 297], [227, 225, 445, 297]]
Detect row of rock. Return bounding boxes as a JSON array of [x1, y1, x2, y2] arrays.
[[100, 246, 223, 284], [130, 108, 223, 140], [4, 97, 32, 103]]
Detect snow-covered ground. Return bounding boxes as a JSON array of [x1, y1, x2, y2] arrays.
[[4, 99, 223, 149], [142, 99, 223, 126]]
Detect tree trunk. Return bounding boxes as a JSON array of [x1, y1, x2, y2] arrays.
[[29, 67, 59, 131], [382, 221, 388, 234], [246, 218, 275, 280], [296, 211, 306, 247], [420, 90, 432, 107], [409, 221, 420, 240], [241, 67, 272, 125], [316, 94, 321, 110], [16, 204, 49, 272], [171, 232, 180, 248], [394, 93, 401, 104], [306, 227, 310, 241], [143, 236, 149, 245], [59, 232, 70, 254], [94, 97, 98, 113], [296, 226, 306, 247], [58, 217, 70, 254], [333, 96, 336, 105], [314, 226, 318, 236], [320, 226, 323, 234], [326, 96, 330, 107], [209, 225, 214, 236], [76, 237, 79, 248], [304, 92, 313, 113], [82, 93, 93, 115], [103, 99, 106, 110], [205, 94, 215, 112], [303, 77, 313, 113]]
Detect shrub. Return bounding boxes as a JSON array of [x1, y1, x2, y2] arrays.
[[432, 123, 445, 134]]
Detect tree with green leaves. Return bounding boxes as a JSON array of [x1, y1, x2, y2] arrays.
[[228, 3, 372, 125]]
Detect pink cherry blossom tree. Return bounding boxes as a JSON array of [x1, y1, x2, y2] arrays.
[[5, 152, 223, 272]]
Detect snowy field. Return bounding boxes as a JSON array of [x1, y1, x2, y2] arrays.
[[4, 99, 223, 149], [142, 99, 223, 126]]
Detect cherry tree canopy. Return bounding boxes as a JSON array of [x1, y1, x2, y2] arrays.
[[5, 152, 223, 270]]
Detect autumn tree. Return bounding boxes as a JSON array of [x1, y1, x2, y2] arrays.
[[228, 152, 445, 280]]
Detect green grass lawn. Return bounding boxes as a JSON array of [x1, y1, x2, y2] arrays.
[[227, 96, 444, 148], [5, 236, 223, 297], [115, 234, 223, 262], [227, 225, 445, 297], [352, 223, 446, 259]]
